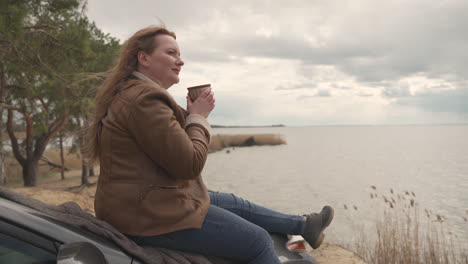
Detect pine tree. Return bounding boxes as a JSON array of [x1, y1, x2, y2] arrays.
[[0, 0, 119, 186]]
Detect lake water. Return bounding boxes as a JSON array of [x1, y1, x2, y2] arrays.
[[203, 125, 468, 249]]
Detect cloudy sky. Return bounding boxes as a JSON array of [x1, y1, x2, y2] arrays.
[[86, 0, 468, 126]]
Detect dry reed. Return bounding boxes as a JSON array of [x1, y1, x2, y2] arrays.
[[352, 187, 467, 264], [208, 134, 286, 152]]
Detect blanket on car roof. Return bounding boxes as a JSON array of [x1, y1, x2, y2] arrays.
[[0, 187, 236, 264]]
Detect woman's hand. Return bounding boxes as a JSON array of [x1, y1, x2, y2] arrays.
[[187, 88, 215, 118]]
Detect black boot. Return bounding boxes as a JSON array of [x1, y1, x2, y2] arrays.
[[302, 206, 334, 249]]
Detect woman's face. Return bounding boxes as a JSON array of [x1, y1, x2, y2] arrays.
[[138, 34, 184, 89]]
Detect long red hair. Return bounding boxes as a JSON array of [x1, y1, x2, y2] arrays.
[[86, 26, 176, 163]]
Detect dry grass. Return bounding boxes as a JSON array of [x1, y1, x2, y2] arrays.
[[41, 147, 83, 170], [13, 184, 96, 215], [310, 243, 368, 264], [209, 134, 286, 152], [349, 187, 468, 264]]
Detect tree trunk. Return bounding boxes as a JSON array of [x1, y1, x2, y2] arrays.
[[0, 161, 4, 185], [23, 161, 38, 187], [0, 140, 4, 185], [0, 147, 4, 185], [88, 166, 95, 177], [6, 112, 67, 187], [81, 157, 89, 185], [0, 62, 5, 185], [59, 132, 65, 180], [78, 117, 89, 185]]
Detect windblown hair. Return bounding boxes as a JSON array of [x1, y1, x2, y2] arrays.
[[86, 26, 176, 163]]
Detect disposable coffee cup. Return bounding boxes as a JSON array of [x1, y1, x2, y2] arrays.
[[187, 84, 211, 101]]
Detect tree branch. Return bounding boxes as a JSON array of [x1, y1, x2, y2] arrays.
[[0, 41, 13, 58], [3, 40, 28, 65], [25, 110, 34, 158], [39, 156, 70, 171], [36, 96, 49, 114], [4, 101, 34, 162], [48, 114, 68, 140], [1, 103, 24, 113], [23, 25, 60, 30], [26, 29, 59, 42], [35, 54, 67, 82], [5, 84, 27, 90], [6, 109, 26, 166], [33, 114, 68, 161]]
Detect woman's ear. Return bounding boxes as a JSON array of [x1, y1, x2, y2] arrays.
[[137, 51, 149, 67]]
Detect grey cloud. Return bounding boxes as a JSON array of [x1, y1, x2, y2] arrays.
[[274, 83, 318, 91], [88, 0, 468, 83], [297, 95, 313, 101], [183, 48, 231, 63], [86, 0, 468, 123], [174, 92, 258, 124], [296, 89, 332, 100], [208, 93, 257, 120], [317, 90, 331, 97], [330, 83, 352, 90], [394, 86, 468, 114], [382, 83, 411, 98], [198, 1, 467, 84], [274, 85, 293, 91], [85, 0, 221, 39], [357, 92, 374, 97]]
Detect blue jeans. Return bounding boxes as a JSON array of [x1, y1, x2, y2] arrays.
[[129, 192, 306, 264]]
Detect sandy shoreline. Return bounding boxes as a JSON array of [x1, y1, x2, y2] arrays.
[[309, 243, 367, 264]]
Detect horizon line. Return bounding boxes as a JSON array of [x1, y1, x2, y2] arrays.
[[211, 123, 468, 128]]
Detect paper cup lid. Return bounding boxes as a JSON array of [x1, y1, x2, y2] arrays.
[[187, 84, 211, 89]]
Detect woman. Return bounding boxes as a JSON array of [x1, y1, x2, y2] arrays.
[[87, 26, 334, 264]]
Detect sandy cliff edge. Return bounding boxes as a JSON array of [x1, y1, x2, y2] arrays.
[[10, 180, 367, 264]]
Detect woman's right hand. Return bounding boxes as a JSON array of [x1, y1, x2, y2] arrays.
[[187, 88, 215, 118]]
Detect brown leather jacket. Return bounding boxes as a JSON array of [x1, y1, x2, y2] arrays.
[[94, 77, 211, 236]]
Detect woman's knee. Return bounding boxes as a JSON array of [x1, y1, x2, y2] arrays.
[[245, 227, 276, 261], [210, 192, 249, 209]]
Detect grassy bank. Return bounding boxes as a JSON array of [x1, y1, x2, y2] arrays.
[[350, 187, 467, 264]]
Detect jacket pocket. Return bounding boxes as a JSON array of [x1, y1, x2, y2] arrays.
[[139, 184, 181, 201]]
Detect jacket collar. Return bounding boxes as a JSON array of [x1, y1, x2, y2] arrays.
[[131, 71, 185, 120], [132, 71, 159, 86], [132, 71, 176, 99]]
